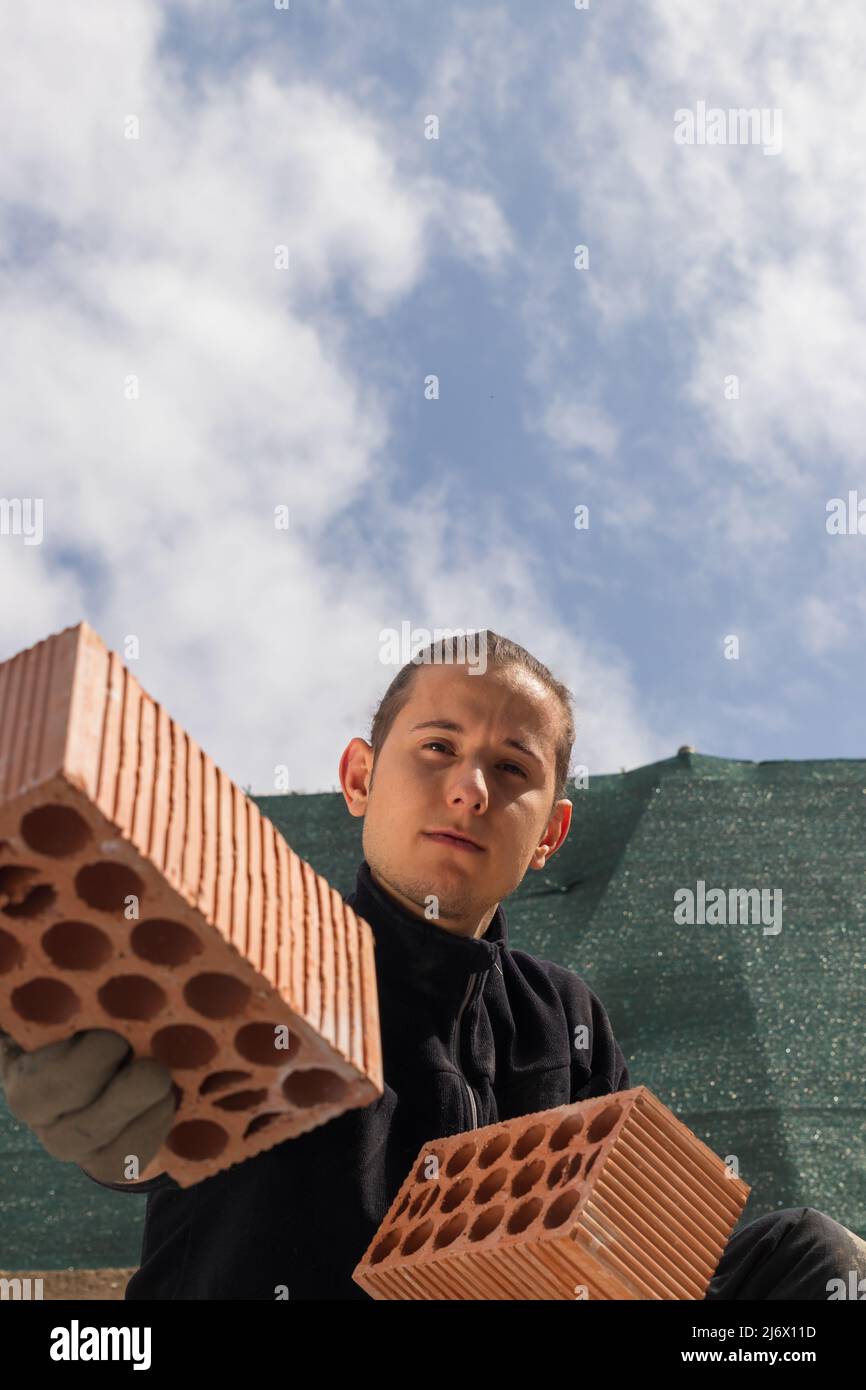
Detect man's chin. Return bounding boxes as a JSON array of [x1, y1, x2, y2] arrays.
[[400, 871, 480, 922]]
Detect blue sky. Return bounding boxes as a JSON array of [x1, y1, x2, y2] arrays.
[[1, 0, 863, 792]]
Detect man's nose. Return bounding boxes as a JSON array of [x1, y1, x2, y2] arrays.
[[447, 768, 489, 810]]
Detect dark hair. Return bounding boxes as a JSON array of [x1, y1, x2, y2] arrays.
[[368, 630, 576, 808]]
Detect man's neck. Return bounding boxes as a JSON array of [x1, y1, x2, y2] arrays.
[[368, 863, 498, 939]]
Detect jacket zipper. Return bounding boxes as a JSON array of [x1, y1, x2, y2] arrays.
[[452, 973, 479, 1130]]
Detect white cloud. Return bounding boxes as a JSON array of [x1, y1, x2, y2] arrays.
[[798, 594, 850, 658], [540, 0, 866, 489], [361, 483, 671, 777], [537, 397, 620, 466], [0, 1, 660, 792], [487, 0, 866, 696]]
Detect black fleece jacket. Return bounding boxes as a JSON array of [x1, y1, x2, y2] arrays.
[[87, 859, 630, 1299]]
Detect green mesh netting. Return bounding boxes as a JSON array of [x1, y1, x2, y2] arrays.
[[2, 752, 863, 1269]]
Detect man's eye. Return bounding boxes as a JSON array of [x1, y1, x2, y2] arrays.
[[421, 743, 526, 777]]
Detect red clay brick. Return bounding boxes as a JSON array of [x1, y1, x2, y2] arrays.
[[353, 1087, 750, 1299], [0, 622, 383, 1187]]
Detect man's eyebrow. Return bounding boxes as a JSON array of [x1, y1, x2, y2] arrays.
[[408, 719, 546, 767]]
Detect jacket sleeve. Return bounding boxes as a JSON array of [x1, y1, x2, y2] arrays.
[[545, 962, 631, 1100], [577, 981, 630, 1099]]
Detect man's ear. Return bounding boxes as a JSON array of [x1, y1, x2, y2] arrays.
[[528, 797, 573, 870], [339, 737, 374, 818]]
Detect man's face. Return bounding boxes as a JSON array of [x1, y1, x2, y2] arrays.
[[339, 662, 572, 938]]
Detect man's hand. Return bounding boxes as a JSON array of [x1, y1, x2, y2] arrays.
[[0, 1028, 175, 1184]]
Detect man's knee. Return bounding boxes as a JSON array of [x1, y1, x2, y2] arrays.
[[726, 1206, 805, 1247], [806, 1209, 866, 1279], [771, 1206, 866, 1290], [706, 1206, 865, 1300], [754, 1205, 859, 1250], [796, 1207, 842, 1239]]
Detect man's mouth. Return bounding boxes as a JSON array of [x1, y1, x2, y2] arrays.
[[422, 830, 485, 853]]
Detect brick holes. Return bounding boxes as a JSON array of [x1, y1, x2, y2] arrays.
[[389, 1191, 413, 1224], [409, 1184, 439, 1219], [363, 1100, 626, 1277], [7, 885, 56, 918], [280, 1068, 349, 1108], [549, 1113, 585, 1151], [511, 1122, 546, 1160], [151, 1024, 219, 1069], [468, 1205, 505, 1242], [586, 1102, 622, 1143], [370, 1229, 402, 1265], [75, 862, 144, 913], [42, 921, 112, 970], [19, 804, 92, 857], [234, 1021, 300, 1066], [243, 1112, 282, 1139], [566, 1151, 584, 1182], [401, 1220, 434, 1256], [10, 977, 79, 1023], [440, 1177, 473, 1214], [131, 919, 202, 966], [547, 1154, 570, 1189], [213, 1088, 268, 1112], [477, 1132, 509, 1169], [166, 1120, 228, 1161], [0, 927, 24, 973], [0, 866, 56, 918], [583, 1147, 602, 1180], [98, 975, 167, 1021], [511, 1157, 545, 1198], [506, 1197, 543, 1235], [544, 1187, 582, 1229], [474, 1168, 508, 1205], [183, 972, 251, 1019], [445, 1142, 476, 1176], [420, 1183, 442, 1216], [433, 1211, 469, 1250], [199, 1070, 253, 1095]]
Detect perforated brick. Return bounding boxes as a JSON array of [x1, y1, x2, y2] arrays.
[[0, 622, 383, 1187], [353, 1086, 750, 1299]]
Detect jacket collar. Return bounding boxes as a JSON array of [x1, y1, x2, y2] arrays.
[[345, 859, 506, 1003]]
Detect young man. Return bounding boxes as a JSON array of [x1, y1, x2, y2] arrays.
[[2, 632, 864, 1298]]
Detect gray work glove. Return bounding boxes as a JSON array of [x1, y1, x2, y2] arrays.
[[0, 1028, 176, 1184]]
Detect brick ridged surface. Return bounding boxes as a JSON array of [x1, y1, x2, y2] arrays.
[[0, 622, 382, 1187], [353, 1086, 750, 1300]]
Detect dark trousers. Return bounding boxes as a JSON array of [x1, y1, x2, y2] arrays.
[[704, 1206, 866, 1300]]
